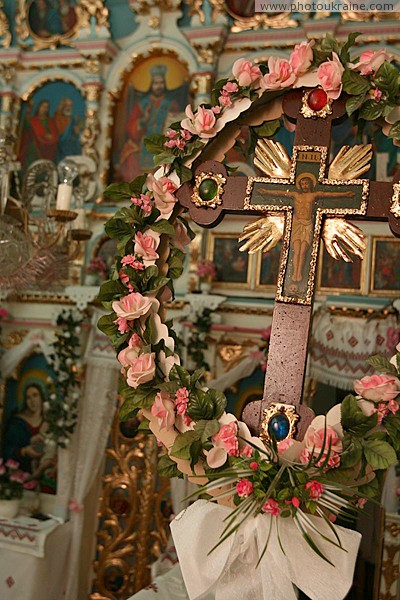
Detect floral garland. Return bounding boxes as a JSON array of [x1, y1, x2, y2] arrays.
[[98, 34, 400, 557], [45, 309, 84, 448]]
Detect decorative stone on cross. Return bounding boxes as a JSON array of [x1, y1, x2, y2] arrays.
[[177, 89, 400, 443]]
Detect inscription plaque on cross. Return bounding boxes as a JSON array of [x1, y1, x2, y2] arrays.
[[176, 90, 400, 442]]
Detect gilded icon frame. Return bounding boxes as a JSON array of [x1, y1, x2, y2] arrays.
[[316, 240, 367, 296], [206, 232, 253, 291], [370, 236, 400, 297]]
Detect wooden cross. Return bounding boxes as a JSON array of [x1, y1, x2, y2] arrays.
[[176, 90, 400, 441]]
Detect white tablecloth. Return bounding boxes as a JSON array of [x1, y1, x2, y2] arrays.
[[0, 521, 71, 600]]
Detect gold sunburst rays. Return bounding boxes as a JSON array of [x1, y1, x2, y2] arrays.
[[254, 139, 291, 179], [328, 144, 373, 181]]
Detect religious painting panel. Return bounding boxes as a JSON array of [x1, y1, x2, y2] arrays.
[[110, 54, 190, 183], [17, 0, 79, 50], [370, 236, 400, 297], [206, 232, 251, 290], [317, 241, 366, 295], [254, 242, 281, 292], [1, 352, 58, 495], [18, 79, 85, 179]]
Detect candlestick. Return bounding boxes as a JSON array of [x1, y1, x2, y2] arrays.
[[56, 183, 73, 211]]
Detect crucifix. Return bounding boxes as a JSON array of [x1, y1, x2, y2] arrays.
[[176, 89, 400, 442]]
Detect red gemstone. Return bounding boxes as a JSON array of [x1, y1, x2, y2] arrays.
[[307, 88, 328, 111]]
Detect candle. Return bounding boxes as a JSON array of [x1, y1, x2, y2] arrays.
[[74, 208, 86, 229], [56, 183, 72, 211]]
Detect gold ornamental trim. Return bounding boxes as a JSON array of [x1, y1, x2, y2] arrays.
[[244, 145, 369, 306], [300, 89, 333, 119], [192, 172, 226, 208], [260, 402, 299, 444], [391, 183, 400, 218]]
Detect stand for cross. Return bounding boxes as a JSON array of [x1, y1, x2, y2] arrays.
[[176, 90, 400, 441]]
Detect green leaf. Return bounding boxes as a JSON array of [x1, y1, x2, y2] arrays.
[[366, 354, 398, 375], [341, 394, 378, 435], [195, 419, 220, 443], [346, 93, 367, 117], [168, 254, 184, 280], [105, 218, 133, 240], [142, 315, 158, 345], [189, 369, 205, 387], [157, 454, 182, 479], [146, 275, 170, 294], [384, 414, 400, 452], [362, 439, 397, 470], [388, 120, 400, 141], [253, 119, 281, 139], [206, 389, 227, 420], [374, 62, 400, 98], [312, 48, 332, 67], [169, 364, 191, 387], [175, 163, 193, 184], [359, 100, 385, 121], [187, 389, 215, 421], [342, 68, 371, 95], [190, 439, 203, 469], [157, 380, 181, 394], [97, 279, 127, 302], [153, 152, 176, 168], [340, 32, 361, 63], [104, 182, 134, 202], [357, 477, 379, 500], [149, 219, 175, 235], [170, 430, 200, 460], [142, 265, 159, 286], [321, 33, 340, 55], [129, 174, 148, 197], [340, 435, 363, 469], [144, 134, 166, 154]]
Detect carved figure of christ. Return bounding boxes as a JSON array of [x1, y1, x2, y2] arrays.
[[256, 178, 355, 284]]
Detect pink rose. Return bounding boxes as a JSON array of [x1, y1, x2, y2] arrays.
[[206, 417, 239, 468], [354, 373, 400, 402], [262, 57, 296, 90], [305, 480, 324, 500], [117, 334, 142, 370], [289, 40, 314, 76], [262, 498, 280, 516], [232, 58, 262, 88], [236, 478, 254, 498], [10, 470, 25, 484], [351, 49, 392, 75], [219, 95, 232, 107], [357, 498, 367, 509], [181, 129, 192, 140], [277, 438, 295, 456], [249, 461, 259, 471], [181, 105, 222, 139], [173, 222, 191, 252], [302, 424, 342, 468], [286, 496, 300, 508], [131, 194, 153, 215], [126, 352, 156, 389], [147, 174, 177, 217], [317, 52, 344, 100], [112, 292, 156, 321], [5, 459, 19, 470], [134, 231, 160, 266], [388, 399, 399, 414], [222, 82, 239, 94], [151, 392, 175, 431]]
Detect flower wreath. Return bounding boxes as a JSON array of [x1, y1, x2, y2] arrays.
[[98, 34, 400, 566]]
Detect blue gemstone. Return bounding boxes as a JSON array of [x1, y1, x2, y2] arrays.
[[268, 413, 290, 441]]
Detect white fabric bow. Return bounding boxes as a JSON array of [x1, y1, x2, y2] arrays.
[[171, 500, 361, 600]]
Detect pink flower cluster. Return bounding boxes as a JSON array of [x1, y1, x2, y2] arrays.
[[131, 193, 153, 215], [236, 478, 254, 498], [196, 259, 217, 279], [219, 81, 239, 107], [150, 387, 193, 432], [164, 128, 192, 150], [88, 256, 107, 278], [181, 105, 224, 139], [262, 498, 280, 516], [305, 480, 324, 500]]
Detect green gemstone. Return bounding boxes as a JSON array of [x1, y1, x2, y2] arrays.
[[199, 178, 218, 201]]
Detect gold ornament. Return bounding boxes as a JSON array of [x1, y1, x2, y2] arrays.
[[328, 144, 373, 181], [300, 89, 333, 119], [192, 172, 226, 208], [391, 183, 400, 218], [239, 215, 284, 254], [260, 403, 299, 444], [322, 218, 366, 262], [254, 139, 291, 179]]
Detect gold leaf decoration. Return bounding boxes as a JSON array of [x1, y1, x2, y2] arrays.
[[239, 215, 284, 254], [254, 139, 291, 179], [328, 144, 372, 181], [322, 218, 366, 262]]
